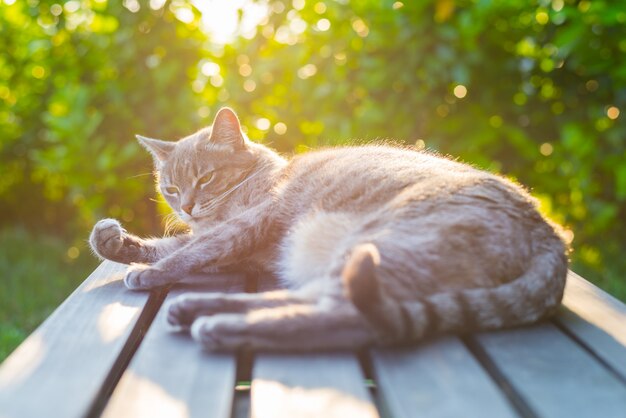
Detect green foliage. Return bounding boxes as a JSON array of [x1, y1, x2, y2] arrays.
[[0, 0, 624, 331], [0, 0, 204, 236], [0, 228, 97, 361]]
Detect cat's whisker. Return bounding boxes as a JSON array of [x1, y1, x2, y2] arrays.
[[127, 172, 154, 179]]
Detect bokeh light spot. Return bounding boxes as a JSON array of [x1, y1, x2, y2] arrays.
[[453, 84, 467, 99], [585, 80, 599, 92], [607, 106, 620, 120], [314, 2, 326, 14], [210, 74, 224, 87], [243, 79, 257, 92], [201, 61, 220, 77], [67, 246, 80, 259], [50, 4, 63, 16], [535, 11, 549, 25], [31, 66, 46, 79], [540, 142, 553, 156], [239, 63, 252, 77], [197, 106, 211, 118], [297, 64, 317, 79], [256, 117, 271, 130], [316, 18, 330, 31], [351, 18, 369, 37], [489, 115, 503, 128], [274, 122, 287, 135], [65, 0, 81, 13]]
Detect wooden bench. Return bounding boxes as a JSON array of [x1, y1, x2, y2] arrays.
[[1, 261, 625, 418]]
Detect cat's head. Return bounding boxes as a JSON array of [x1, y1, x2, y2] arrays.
[[137, 107, 257, 223]]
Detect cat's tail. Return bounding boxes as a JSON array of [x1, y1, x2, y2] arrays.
[[342, 236, 568, 342]]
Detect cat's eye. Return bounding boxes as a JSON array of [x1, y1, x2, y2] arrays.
[[164, 186, 179, 195], [198, 172, 214, 186]]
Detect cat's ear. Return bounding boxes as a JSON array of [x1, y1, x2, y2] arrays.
[[136, 135, 175, 162], [209, 107, 245, 150]]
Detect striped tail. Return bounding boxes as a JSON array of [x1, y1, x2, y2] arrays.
[[342, 237, 568, 342]]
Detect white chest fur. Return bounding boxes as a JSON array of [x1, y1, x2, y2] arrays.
[[276, 211, 364, 288]]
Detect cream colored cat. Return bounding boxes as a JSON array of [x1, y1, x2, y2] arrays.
[[89, 107, 568, 350]]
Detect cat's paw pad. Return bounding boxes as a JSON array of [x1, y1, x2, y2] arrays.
[[90, 219, 125, 259], [191, 315, 248, 350], [123, 263, 166, 290]]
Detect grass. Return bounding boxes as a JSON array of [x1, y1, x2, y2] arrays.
[[0, 227, 97, 361]]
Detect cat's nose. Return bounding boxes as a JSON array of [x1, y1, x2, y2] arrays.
[[182, 203, 194, 215]]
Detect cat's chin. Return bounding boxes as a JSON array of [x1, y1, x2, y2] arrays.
[[179, 212, 194, 223]]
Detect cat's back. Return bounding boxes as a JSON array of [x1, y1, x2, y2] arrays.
[[290, 144, 469, 178], [274, 145, 488, 213]]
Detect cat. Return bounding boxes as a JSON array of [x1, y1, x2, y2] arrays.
[[89, 107, 568, 350]]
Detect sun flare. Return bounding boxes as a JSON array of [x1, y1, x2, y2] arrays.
[[192, 0, 269, 44]]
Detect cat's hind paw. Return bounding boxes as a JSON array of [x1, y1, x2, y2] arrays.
[[166, 293, 242, 330], [166, 294, 201, 329], [191, 314, 249, 350]]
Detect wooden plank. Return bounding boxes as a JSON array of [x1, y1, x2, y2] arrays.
[[555, 270, 626, 381], [100, 276, 246, 418], [371, 337, 519, 418], [0, 261, 154, 418], [474, 323, 626, 418], [251, 353, 379, 418]]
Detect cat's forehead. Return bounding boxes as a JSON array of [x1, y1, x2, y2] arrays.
[[158, 130, 225, 182]]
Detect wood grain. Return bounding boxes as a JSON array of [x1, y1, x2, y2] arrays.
[[371, 337, 518, 418], [475, 323, 626, 418], [555, 270, 626, 381], [100, 277, 248, 418], [251, 352, 379, 418], [0, 261, 151, 418]]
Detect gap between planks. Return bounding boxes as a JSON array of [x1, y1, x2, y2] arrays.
[[85, 286, 168, 418]]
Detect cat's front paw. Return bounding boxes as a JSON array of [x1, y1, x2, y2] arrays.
[[90, 218, 144, 264], [123, 263, 172, 290], [90, 219, 125, 260]]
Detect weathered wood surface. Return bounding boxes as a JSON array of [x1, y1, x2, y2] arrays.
[[251, 353, 379, 418], [0, 261, 151, 418], [474, 322, 626, 418], [2, 265, 626, 418], [556, 271, 626, 381], [371, 337, 518, 418], [101, 277, 246, 418]]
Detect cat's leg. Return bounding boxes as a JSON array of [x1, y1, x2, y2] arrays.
[[166, 289, 316, 330], [190, 298, 378, 350], [124, 201, 276, 289], [89, 218, 192, 264]]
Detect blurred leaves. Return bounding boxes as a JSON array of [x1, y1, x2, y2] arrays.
[[0, 0, 625, 297], [0, 0, 204, 234]]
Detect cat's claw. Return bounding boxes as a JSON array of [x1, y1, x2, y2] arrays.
[[123, 263, 169, 290]]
